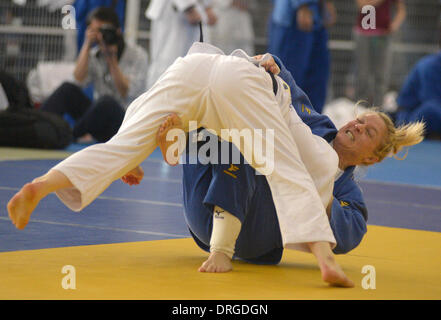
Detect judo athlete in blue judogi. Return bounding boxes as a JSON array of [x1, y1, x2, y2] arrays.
[[8, 43, 422, 288], [394, 52, 441, 138], [268, 0, 336, 113], [182, 54, 368, 266]]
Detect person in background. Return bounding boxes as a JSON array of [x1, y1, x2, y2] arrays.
[[41, 6, 148, 143], [74, 0, 126, 53], [352, 0, 406, 107], [393, 50, 441, 139], [268, 0, 337, 114], [206, 0, 255, 55], [145, 0, 218, 89]]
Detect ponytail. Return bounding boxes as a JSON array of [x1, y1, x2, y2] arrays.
[[362, 110, 425, 162]]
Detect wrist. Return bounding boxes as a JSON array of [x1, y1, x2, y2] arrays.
[[107, 56, 118, 69], [83, 39, 93, 51]]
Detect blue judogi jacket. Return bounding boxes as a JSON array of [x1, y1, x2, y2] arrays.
[[275, 55, 368, 254]]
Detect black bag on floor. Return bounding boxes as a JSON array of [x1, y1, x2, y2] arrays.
[[0, 109, 73, 149]]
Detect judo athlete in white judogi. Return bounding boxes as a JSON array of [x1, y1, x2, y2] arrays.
[[146, 0, 217, 89], [7, 42, 354, 287]]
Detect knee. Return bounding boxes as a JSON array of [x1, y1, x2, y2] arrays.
[[93, 96, 124, 114], [94, 95, 119, 108], [57, 81, 81, 94]]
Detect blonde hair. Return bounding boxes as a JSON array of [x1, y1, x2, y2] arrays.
[[360, 109, 426, 163]]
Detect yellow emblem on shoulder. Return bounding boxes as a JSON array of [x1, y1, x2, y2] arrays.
[[301, 104, 311, 115], [340, 201, 349, 207]]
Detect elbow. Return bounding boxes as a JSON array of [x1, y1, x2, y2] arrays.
[[119, 85, 129, 99], [73, 72, 85, 84]]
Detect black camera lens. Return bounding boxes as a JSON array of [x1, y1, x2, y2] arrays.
[[99, 24, 118, 45]]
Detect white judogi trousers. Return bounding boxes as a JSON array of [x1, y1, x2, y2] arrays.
[[52, 43, 337, 252]]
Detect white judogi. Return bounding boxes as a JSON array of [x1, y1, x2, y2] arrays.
[[146, 0, 213, 89], [275, 79, 339, 211], [52, 43, 338, 253], [206, 0, 255, 55]]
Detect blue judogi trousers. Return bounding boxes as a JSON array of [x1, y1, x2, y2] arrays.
[[182, 130, 284, 264]]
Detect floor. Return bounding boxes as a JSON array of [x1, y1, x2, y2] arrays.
[[0, 140, 440, 300]]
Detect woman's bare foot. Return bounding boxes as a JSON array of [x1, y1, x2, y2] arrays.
[[7, 170, 72, 230], [319, 256, 354, 288], [7, 181, 45, 229], [198, 251, 233, 273], [308, 241, 354, 288], [156, 113, 185, 166]]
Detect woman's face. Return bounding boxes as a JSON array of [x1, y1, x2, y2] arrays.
[[334, 113, 388, 168]]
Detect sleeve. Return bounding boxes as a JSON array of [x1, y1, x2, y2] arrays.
[[273, 55, 297, 92], [329, 177, 368, 254], [273, 54, 313, 112], [396, 61, 422, 111]]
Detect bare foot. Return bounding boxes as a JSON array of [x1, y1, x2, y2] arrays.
[[156, 113, 185, 166], [198, 251, 233, 273], [319, 256, 354, 288], [7, 182, 44, 230]]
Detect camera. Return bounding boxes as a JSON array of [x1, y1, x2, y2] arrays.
[[99, 24, 119, 46]]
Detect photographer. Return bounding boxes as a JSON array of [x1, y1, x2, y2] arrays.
[[41, 7, 148, 143]]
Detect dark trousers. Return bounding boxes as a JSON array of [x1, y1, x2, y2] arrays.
[[41, 82, 125, 142]]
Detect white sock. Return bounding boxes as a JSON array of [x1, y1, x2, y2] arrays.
[[209, 206, 242, 259]]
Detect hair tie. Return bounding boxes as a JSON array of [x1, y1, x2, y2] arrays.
[[393, 147, 409, 160]]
